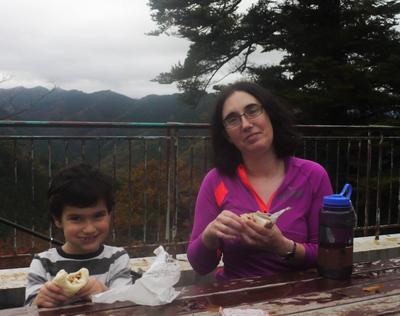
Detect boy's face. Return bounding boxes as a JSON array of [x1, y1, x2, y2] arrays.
[[54, 200, 111, 255]]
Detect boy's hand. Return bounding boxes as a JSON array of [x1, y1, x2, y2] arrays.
[[33, 281, 69, 307], [75, 277, 108, 299]]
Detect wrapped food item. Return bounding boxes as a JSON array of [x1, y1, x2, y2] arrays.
[[241, 207, 291, 228], [52, 268, 89, 297], [240, 211, 273, 228], [92, 246, 180, 306]]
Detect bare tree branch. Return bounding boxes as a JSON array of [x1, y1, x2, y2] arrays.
[[0, 73, 12, 84]]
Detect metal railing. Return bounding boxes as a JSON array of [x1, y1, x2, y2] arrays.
[[0, 120, 399, 259]]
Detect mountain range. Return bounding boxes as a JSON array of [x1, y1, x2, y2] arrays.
[[0, 86, 215, 123]]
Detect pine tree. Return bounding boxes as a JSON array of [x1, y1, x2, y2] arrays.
[[148, 0, 400, 124]]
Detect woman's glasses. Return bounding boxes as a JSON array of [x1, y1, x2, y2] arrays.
[[223, 103, 264, 129]]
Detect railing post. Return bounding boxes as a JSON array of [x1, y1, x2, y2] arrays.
[[388, 141, 394, 225], [64, 140, 69, 166], [13, 140, 18, 256], [355, 140, 362, 224], [143, 139, 148, 243], [375, 134, 383, 240], [112, 140, 117, 242], [30, 139, 35, 252], [165, 130, 171, 243], [398, 149, 400, 225], [172, 128, 178, 258], [335, 139, 340, 192], [48, 140, 53, 249], [128, 139, 133, 241], [165, 127, 178, 257], [156, 140, 162, 242], [165, 128, 176, 240], [364, 132, 372, 236]]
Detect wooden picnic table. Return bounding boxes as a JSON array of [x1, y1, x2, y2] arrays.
[[3, 258, 400, 315]]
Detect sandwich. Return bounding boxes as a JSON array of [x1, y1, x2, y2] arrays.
[[52, 268, 89, 297], [240, 207, 292, 228], [240, 211, 274, 228]]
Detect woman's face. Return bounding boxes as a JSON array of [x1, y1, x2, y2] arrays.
[[222, 91, 274, 157]]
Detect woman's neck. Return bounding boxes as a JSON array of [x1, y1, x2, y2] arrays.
[[242, 150, 284, 178]]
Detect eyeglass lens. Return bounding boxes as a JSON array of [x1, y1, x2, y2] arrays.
[[223, 104, 263, 128]]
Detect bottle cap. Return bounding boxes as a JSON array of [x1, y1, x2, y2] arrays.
[[323, 183, 352, 208]]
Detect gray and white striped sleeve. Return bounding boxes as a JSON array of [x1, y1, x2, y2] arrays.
[[24, 256, 48, 306], [106, 249, 132, 288]]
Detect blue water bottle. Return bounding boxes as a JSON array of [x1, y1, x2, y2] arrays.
[[317, 183, 356, 280]]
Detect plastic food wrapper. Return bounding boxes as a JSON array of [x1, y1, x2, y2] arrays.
[[92, 246, 181, 306], [219, 307, 269, 316]]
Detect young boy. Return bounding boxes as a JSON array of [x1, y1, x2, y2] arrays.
[[25, 163, 132, 307]]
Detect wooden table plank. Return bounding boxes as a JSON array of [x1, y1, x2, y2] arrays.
[[2, 259, 400, 316]]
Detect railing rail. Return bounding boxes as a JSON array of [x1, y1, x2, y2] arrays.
[[0, 120, 209, 129], [0, 120, 399, 259]]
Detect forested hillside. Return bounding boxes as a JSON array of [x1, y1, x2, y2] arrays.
[[0, 86, 215, 123]]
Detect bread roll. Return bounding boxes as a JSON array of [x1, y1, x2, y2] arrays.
[[52, 268, 89, 297], [240, 211, 273, 228]]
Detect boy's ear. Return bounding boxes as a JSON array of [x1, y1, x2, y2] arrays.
[[53, 216, 62, 228]]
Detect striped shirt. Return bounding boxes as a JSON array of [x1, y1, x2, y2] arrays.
[[25, 244, 132, 305]]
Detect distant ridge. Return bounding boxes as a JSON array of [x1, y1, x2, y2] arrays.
[[0, 86, 213, 123]]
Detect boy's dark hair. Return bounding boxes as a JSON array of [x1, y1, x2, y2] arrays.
[[48, 163, 114, 221], [211, 81, 301, 176]]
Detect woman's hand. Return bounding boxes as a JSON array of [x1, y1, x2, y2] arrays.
[[33, 281, 69, 307], [240, 219, 293, 256], [75, 277, 108, 299], [201, 210, 244, 250]]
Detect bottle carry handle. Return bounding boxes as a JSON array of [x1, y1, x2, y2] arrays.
[[339, 183, 352, 199]]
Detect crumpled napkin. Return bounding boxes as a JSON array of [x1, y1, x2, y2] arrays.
[[92, 246, 181, 306]]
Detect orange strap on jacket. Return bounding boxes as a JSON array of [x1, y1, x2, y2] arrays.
[[237, 164, 275, 213], [214, 180, 228, 207]]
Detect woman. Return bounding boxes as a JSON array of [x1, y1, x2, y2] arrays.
[[187, 81, 333, 281]]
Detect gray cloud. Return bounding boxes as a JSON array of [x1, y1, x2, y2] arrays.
[[0, 0, 274, 98], [0, 0, 190, 97]]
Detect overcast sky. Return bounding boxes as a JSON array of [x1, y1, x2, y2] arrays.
[[0, 0, 264, 98]]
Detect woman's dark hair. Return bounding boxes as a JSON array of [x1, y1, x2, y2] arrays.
[[211, 81, 300, 176], [48, 163, 114, 221]]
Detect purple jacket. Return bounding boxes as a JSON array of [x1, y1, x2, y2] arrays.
[[187, 157, 333, 280]]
